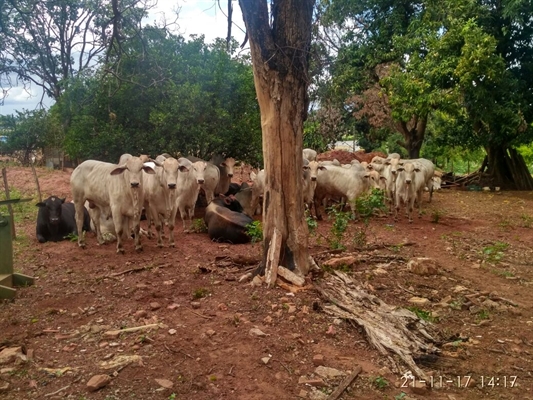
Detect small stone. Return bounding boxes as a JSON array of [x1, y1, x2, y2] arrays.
[[407, 257, 439, 276], [261, 356, 271, 365], [298, 389, 308, 398], [453, 285, 468, 293], [150, 302, 161, 311], [251, 275, 263, 287], [191, 302, 201, 309], [206, 329, 216, 337], [301, 305, 309, 314], [314, 366, 346, 379], [288, 305, 297, 313], [0, 382, 9, 393], [326, 325, 336, 336], [86, 374, 111, 392], [312, 354, 324, 366], [168, 329, 177, 335], [409, 297, 430, 306], [298, 376, 327, 387], [249, 328, 268, 337], [263, 316, 273, 324], [134, 310, 148, 320], [167, 304, 179, 310], [218, 303, 228, 311], [155, 378, 174, 389], [0, 347, 23, 365], [410, 380, 429, 395]]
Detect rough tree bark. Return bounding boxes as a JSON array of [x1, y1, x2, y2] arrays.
[[481, 146, 533, 190], [395, 115, 427, 159], [239, 1, 313, 285]]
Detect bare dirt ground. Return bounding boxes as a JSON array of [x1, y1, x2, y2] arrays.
[[1, 163, 533, 400]]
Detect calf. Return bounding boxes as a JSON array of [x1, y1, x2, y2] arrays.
[[36, 196, 90, 243], [204, 195, 253, 244]]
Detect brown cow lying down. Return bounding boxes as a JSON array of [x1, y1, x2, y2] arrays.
[[204, 195, 253, 244]]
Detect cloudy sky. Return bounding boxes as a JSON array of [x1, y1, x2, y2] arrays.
[[0, 0, 246, 116]]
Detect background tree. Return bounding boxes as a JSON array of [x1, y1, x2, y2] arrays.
[[0, 110, 48, 164], [0, 0, 168, 107], [239, 0, 314, 284], [55, 29, 262, 164]]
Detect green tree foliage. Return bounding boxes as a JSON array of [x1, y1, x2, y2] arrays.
[[318, 0, 533, 188], [0, 110, 49, 164], [57, 30, 261, 164]]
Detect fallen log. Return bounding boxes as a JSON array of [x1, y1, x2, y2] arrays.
[[317, 271, 440, 380]]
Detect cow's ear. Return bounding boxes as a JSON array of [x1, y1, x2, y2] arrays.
[[60, 198, 66, 203], [178, 165, 189, 172], [110, 166, 127, 175], [414, 168, 421, 172], [397, 167, 405, 172], [318, 165, 327, 170], [380, 176, 387, 182], [36, 202, 45, 208], [142, 165, 156, 174]]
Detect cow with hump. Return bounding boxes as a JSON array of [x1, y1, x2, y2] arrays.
[[204, 194, 253, 244], [36, 196, 91, 243], [70, 155, 155, 253]]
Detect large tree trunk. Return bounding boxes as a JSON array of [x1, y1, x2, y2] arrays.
[[481, 146, 533, 190], [395, 115, 427, 159], [239, 1, 313, 284]]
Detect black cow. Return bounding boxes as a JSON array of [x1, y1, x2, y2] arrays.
[[36, 196, 91, 243], [204, 195, 253, 244]]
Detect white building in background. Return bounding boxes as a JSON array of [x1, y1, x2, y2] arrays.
[[330, 139, 361, 152]]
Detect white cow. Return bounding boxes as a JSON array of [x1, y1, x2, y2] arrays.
[[394, 161, 429, 223], [186, 156, 220, 204], [211, 155, 236, 196], [313, 165, 379, 220], [70, 156, 155, 253], [303, 148, 318, 161], [143, 156, 184, 247], [176, 158, 207, 231]]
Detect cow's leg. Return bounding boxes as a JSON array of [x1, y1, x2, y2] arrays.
[[74, 201, 87, 248], [132, 216, 143, 252], [168, 207, 178, 247], [92, 207, 106, 245], [112, 209, 126, 254], [154, 214, 164, 248]]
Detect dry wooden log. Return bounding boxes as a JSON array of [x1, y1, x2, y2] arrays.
[[317, 271, 440, 380], [327, 365, 362, 400]]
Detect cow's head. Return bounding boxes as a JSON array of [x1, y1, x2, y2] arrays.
[[36, 196, 66, 225], [110, 156, 155, 188], [191, 161, 207, 185], [161, 157, 180, 190], [220, 157, 236, 178]]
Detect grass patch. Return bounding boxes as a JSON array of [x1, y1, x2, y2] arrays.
[[407, 306, 438, 322], [245, 220, 263, 243], [192, 288, 210, 299], [482, 241, 509, 263]]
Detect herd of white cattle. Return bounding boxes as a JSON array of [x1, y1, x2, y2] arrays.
[[68, 149, 441, 253]]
